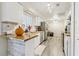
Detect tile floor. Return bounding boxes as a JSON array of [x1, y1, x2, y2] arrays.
[[42, 36, 64, 56]]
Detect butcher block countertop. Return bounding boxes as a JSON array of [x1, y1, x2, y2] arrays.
[[7, 32, 40, 41], [0, 31, 43, 41], [64, 32, 70, 36]]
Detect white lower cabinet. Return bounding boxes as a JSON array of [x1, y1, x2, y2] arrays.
[[8, 35, 40, 56], [25, 35, 41, 56], [64, 35, 71, 56], [0, 36, 8, 56], [34, 35, 40, 48], [38, 32, 44, 43], [8, 38, 25, 56], [25, 38, 35, 56]]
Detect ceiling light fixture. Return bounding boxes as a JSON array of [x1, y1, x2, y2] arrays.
[[53, 14, 60, 20], [48, 3, 51, 7], [48, 7, 52, 13], [47, 3, 52, 13]]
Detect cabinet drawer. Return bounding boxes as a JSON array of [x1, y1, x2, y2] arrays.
[[8, 39, 24, 45], [12, 41, 25, 46], [8, 44, 25, 56], [8, 48, 25, 56], [13, 43, 25, 50]]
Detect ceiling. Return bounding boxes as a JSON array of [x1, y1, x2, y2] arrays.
[[20, 2, 71, 19]]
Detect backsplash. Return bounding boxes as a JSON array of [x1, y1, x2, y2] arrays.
[[1, 21, 18, 33]]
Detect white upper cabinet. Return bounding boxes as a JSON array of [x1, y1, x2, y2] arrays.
[[1, 3, 23, 23], [22, 12, 33, 26], [1, 3, 44, 26], [35, 17, 44, 26]]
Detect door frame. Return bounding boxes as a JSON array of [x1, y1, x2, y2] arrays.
[[71, 2, 75, 56]]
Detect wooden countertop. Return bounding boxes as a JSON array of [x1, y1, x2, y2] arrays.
[[0, 31, 44, 41], [7, 32, 40, 41], [64, 32, 70, 36]]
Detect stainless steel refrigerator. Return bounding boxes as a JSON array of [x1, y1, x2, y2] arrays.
[[41, 22, 48, 40]]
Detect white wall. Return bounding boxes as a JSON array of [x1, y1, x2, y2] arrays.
[[47, 19, 65, 37], [0, 3, 1, 34]]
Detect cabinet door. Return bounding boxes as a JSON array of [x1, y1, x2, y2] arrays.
[[0, 36, 8, 56], [64, 36, 71, 56], [25, 39, 35, 56], [40, 32, 44, 43], [1, 3, 23, 22], [68, 37, 71, 56], [35, 17, 41, 26], [8, 38, 25, 56], [75, 2, 79, 56], [34, 36, 40, 48], [64, 36, 68, 56], [8, 38, 15, 55]]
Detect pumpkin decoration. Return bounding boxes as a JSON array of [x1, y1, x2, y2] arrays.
[[15, 26, 24, 36]]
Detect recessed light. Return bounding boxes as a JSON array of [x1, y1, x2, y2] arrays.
[[53, 15, 60, 20], [48, 7, 52, 13], [48, 3, 51, 7]]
